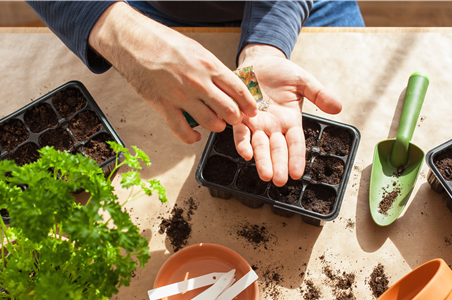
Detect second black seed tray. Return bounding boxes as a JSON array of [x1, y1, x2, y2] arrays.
[[0, 81, 125, 177], [195, 113, 360, 227]]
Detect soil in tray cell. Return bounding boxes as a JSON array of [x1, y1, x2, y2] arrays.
[[202, 155, 237, 186], [24, 103, 58, 133], [319, 126, 353, 156], [236, 165, 268, 195], [6, 143, 40, 166], [310, 156, 344, 185], [303, 118, 320, 150], [69, 110, 102, 142], [213, 127, 241, 158], [83, 133, 115, 165], [301, 184, 336, 215], [39, 127, 73, 152], [0, 119, 29, 151], [269, 178, 303, 205], [52, 88, 87, 118], [305, 151, 312, 175], [434, 148, 452, 181]]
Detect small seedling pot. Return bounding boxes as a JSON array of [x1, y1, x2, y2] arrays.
[[0, 81, 125, 224], [195, 113, 360, 227], [378, 258, 452, 300], [425, 139, 452, 213]]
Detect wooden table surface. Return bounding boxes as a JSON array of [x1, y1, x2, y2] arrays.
[[1, 27, 452, 300]]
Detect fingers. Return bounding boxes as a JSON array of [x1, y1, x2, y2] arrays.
[[164, 108, 203, 144], [286, 126, 305, 180], [269, 133, 288, 187], [251, 130, 273, 182], [233, 123, 253, 161], [213, 71, 258, 118], [297, 71, 342, 115]]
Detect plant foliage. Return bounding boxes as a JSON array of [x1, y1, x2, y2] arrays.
[[0, 142, 166, 299]]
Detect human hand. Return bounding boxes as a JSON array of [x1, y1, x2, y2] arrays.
[[88, 2, 258, 144], [235, 45, 342, 187]]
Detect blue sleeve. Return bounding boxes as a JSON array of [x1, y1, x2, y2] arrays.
[[26, 1, 119, 74], [238, 1, 313, 64]]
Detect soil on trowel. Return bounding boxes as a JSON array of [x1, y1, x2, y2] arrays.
[[7, 143, 40, 166], [83, 133, 115, 164], [159, 205, 192, 252], [0, 119, 29, 151], [378, 182, 401, 215], [213, 127, 241, 158], [52, 87, 87, 118], [303, 118, 320, 150], [301, 184, 336, 214], [368, 263, 389, 298], [236, 165, 267, 195], [310, 156, 344, 185], [269, 178, 303, 204], [69, 110, 102, 141], [319, 126, 352, 156], [39, 127, 73, 152], [434, 148, 452, 181], [202, 155, 237, 186], [24, 103, 58, 133]]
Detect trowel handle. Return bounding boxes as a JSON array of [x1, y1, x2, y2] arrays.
[[390, 72, 429, 167]]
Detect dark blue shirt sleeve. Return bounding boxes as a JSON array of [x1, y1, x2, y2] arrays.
[[238, 1, 312, 64], [26, 1, 117, 74]]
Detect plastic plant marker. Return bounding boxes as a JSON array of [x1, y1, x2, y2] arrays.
[[147, 272, 227, 300], [191, 269, 235, 300], [369, 72, 429, 226], [216, 269, 259, 300]]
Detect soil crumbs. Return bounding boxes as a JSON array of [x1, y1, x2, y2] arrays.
[[320, 256, 357, 300], [368, 263, 389, 298], [302, 280, 321, 300], [378, 181, 401, 215], [236, 223, 271, 250], [261, 266, 284, 300], [159, 205, 192, 252]]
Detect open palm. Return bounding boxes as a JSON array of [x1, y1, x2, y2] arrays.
[[233, 57, 342, 187]]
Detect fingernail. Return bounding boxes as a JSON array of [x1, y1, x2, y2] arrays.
[[248, 109, 259, 117]]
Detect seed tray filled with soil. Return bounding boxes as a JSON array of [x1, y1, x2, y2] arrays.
[[425, 139, 452, 213], [0, 81, 125, 224], [195, 113, 360, 227]]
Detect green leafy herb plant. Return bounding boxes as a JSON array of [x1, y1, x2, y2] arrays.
[[0, 142, 167, 299]]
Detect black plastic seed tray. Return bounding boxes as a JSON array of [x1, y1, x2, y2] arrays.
[[195, 113, 360, 227], [425, 139, 452, 213], [0, 81, 125, 224]]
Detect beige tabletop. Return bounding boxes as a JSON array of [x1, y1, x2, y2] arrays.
[[1, 27, 452, 300]]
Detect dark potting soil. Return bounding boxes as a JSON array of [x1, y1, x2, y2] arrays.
[[305, 151, 312, 175], [24, 103, 58, 133], [203, 155, 237, 186], [184, 197, 198, 221], [378, 182, 401, 215], [310, 156, 344, 185], [301, 184, 336, 214], [237, 223, 270, 248], [0, 119, 29, 151], [213, 127, 240, 158], [368, 263, 389, 298], [69, 110, 102, 141], [83, 133, 115, 164], [268, 178, 303, 204], [7, 143, 40, 166], [159, 206, 191, 252], [261, 267, 283, 300], [320, 126, 352, 156], [303, 119, 320, 150], [52, 88, 87, 118], [434, 148, 452, 181], [1, 209, 9, 218], [303, 279, 321, 300], [236, 165, 267, 195], [39, 127, 74, 152]]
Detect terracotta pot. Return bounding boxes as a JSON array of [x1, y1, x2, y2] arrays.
[[153, 243, 259, 300], [379, 258, 452, 300]]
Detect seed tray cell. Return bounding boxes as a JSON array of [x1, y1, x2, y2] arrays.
[[426, 139, 452, 213], [195, 113, 360, 227]]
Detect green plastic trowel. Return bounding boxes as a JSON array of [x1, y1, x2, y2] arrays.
[[369, 72, 429, 226]]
